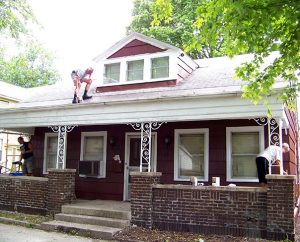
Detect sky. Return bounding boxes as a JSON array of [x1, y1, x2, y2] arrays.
[[28, 0, 134, 82]]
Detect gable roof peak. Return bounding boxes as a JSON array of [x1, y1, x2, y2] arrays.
[[93, 32, 182, 62]]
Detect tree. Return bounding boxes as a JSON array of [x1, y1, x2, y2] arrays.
[[0, 0, 36, 38], [128, 0, 225, 58], [0, 41, 60, 87], [0, 0, 61, 87], [152, 0, 300, 110]]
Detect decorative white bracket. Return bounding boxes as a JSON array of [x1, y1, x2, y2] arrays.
[[253, 118, 283, 174], [49, 125, 77, 169], [128, 122, 164, 172]]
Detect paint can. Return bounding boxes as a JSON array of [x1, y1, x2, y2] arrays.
[[212, 177, 220, 186]]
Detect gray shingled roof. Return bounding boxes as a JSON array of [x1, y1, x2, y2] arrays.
[[0, 53, 284, 109]]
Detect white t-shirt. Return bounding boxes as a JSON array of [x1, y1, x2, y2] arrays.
[[257, 145, 281, 164]]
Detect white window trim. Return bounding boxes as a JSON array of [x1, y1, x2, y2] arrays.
[[80, 131, 107, 178], [43, 132, 64, 174], [126, 59, 145, 82], [100, 51, 178, 85], [150, 56, 170, 79], [226, 126, 264, 182], [174, 128, 209, 182]]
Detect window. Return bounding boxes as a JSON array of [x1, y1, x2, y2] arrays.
[[127, 60, 144, 81], [79, 132, 107, 178], [226, 126, 264, 182], [43, 133, 59, 173], [7, 146, 19, 163], [151, 56, 169, 79], [174, 129, 209, 181], [104, 63, 120, 84]]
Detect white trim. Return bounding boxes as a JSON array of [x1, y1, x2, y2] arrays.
[[43, 132, 62, 174], [0, 95, 285, 128], [123, 132, 157, 201], [80, 131, 107, 178], [226, 126, 264, 182], [174, 128, 209, 182], [99, 53, 177, 85]]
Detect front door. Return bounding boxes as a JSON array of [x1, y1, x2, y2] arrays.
[[124, 133, 157, 201]]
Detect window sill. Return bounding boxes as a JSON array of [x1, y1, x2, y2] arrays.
[[79, 174, 104, 179], [227, 178, 259, 183]]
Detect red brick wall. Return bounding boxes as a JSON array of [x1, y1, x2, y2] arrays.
[[130, 172, 162, 228], [152, 185, 267, 238], [0, 175, 48, 215], [0, 169, 76, 215], [46, 169, 76, 214], [131, 172, 296, 241], [266, 175, 295, 241]]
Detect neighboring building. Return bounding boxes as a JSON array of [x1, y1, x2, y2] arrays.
[[0, 81, 27, 172], [0, 33, 298, 200]]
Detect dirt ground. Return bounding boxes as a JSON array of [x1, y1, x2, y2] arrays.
[[113, 225, 297, 242]]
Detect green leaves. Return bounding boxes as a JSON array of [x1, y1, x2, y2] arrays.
[[0, 41, 61, 88], [0, 0, 60, 87], [128, 0, 223, 58], [0, 0, 36, 38], [148, 0, 300, 112]]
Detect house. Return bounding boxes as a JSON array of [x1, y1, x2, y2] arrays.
[[0, 32, 298, 201], [0, 81, 27, 172]]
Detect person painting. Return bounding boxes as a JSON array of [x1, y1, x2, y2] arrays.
[[71, 67, 94, 103], [256, 143, 289, 186], [18, 137, 34, 176]]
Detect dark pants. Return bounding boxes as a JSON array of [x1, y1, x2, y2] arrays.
[[256, 156, 269, 184]]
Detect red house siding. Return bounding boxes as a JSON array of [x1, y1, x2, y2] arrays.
[[31, 119, 296, 200], [96, 79, 177, 93], [284, 108, 298, 175], [108, 39, 166, 59]]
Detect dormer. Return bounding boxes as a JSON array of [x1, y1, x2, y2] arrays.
[[93, 32, 198, 92]]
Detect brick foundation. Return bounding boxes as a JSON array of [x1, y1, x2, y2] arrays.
[[130, 172, 297, 241], [46, 169, 76, 214], [0, 176, 48, 215], [266, 175, 295, 241], [130, 172, 162, 228], [0, 169, 76, 215]]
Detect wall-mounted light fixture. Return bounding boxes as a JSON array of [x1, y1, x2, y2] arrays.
[[109, 137, 116, 146], [164, 136, 172, 145]]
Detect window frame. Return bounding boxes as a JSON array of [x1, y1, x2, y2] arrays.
[[126, 59, 144, 82], [43, 133, 62, 174], [100, 52, 175, 86], [226, 126, 264, 182], [174, 128, 209, 182], [104, 63, 121, 84], [80, 131, 107, 178], [151, 56, 169, 79]]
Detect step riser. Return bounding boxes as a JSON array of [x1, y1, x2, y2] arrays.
[[61, 206, 130, 220], [41, 223, 116, 240], [55, 214, 129, 228]]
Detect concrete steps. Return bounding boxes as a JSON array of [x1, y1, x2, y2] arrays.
[[41, 200, 131, 240], [41, 220, 121, 240], [61, 205, 131, 220], [55, 213, 130, 228]]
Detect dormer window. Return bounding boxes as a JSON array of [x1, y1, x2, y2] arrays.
[[127, 60, 144, 81], [95, 33, 199, 92], [104, 63, 120, 84], [151, 56, 169, 79]]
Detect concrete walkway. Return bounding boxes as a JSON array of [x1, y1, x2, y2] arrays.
[[0, 223, 115, 242]]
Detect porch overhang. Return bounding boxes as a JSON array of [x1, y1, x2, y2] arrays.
[[0, 93, 286, 130]]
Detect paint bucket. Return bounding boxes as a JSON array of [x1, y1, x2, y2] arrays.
[[212, 177, 220, 186], [190, 176, 198, 186]]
